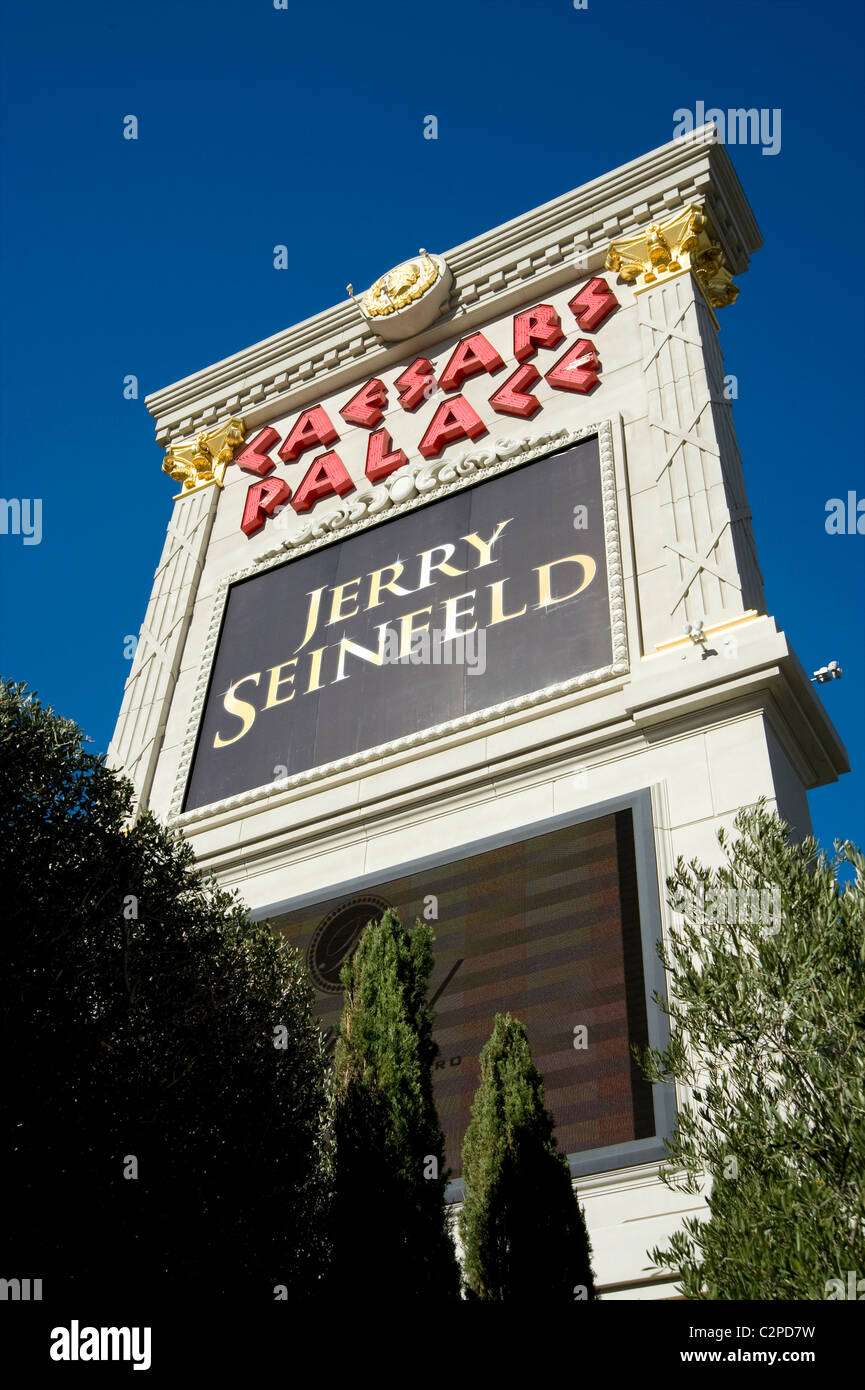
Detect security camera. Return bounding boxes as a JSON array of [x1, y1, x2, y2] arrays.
[[811, 661, 843, 684]]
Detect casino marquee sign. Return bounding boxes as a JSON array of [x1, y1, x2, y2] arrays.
[[178, 424, 627, 816], [163, 275, 619, 533]]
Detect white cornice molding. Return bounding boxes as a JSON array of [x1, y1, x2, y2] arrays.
[[146, 126, 761, 446]]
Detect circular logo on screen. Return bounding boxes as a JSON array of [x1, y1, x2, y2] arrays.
[[307, 895, 391, 994]]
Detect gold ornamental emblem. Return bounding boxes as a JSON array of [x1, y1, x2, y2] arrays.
[[605, 205, 739, 309], [362, 250, 440, 318], [162, 417, 245, 497]]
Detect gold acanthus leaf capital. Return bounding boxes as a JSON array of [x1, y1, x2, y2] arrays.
[[162, 417, 246, 497], [605, 205, 739, 309]]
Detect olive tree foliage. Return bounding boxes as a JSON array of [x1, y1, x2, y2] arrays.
[[0, 680, 332, 1301], [639, 805, 865, 1300]]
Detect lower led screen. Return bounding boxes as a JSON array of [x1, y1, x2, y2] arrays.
[[271, 809, 656, 1179]]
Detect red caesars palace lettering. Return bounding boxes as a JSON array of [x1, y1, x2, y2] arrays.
[[236, 277, 618, 537]]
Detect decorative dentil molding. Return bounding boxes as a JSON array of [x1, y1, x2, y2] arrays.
[[167, 420, 628, 826], [145, 127, 761, 446], [606, 205, 738, 308]]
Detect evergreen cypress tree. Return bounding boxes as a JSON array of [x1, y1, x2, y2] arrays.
[[330, 909, 460, 1298], [460, 1012, 597, 1300]]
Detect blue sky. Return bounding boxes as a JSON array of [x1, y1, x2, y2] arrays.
[[1, 0, 863, 851]]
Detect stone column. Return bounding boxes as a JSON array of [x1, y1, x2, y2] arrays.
[[108, 485, 218, 811]]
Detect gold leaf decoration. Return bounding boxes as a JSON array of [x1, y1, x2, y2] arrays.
[[605, 206, 739, 308], [363, 251, 440, 318], [162, 417, 246, 497]]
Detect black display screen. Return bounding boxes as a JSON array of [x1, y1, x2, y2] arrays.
[[184, 437, 613, 810]]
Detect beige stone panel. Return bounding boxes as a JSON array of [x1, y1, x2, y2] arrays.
[[196, 521, 264, 582], [550, 733, 714, 828], [633, 564, 674, 650], [668, 811, 745, 871], [621, 418, 658, 494], [361, 779, 556, 877], [487, 763, 558, 805], [601, 1281, 682, 1300], [631, 487, 668, 578], [236, 780, 363, 845], [580, 1165, 705, 1226], [586, 1208, 704, 1290], [237, 836, 371, 910], [764, 724, 813, 838], [145, 737, 184, 823], [360, 739, 489, 803], [550, 756, 629, 818], [616, 480, 636, 580], [482, 685, 628, 764], [159, 661, 205, 751], [174, 815, 248, 863], [581, 365, 647, 430], [664, 738, 716, 826], [177, 594, 221, 675], [112, 698, 164, 798], [621, 577, 643, 671], [705, 714, 773, 817], [648, 735, 715, 826]]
